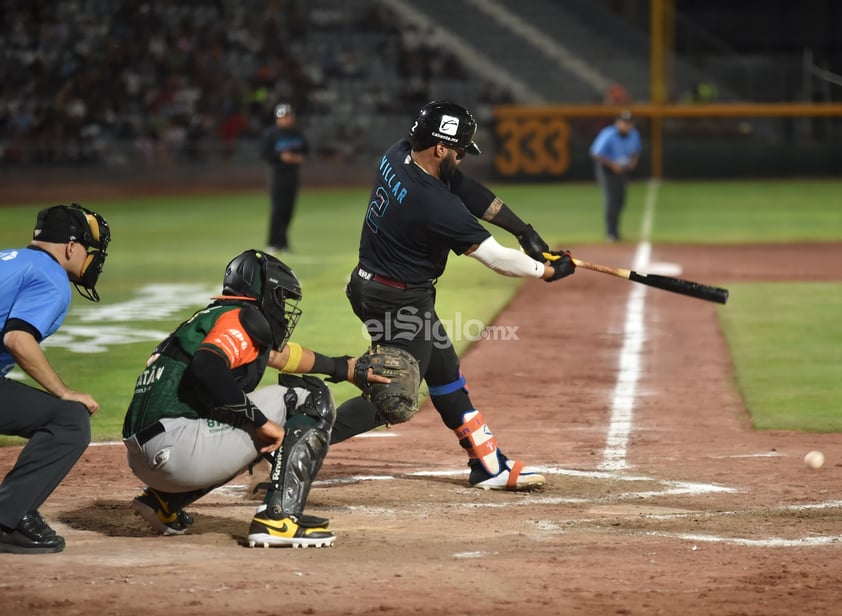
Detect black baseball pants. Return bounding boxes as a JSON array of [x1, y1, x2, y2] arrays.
[[331, 271, 471, 443], [0, 378, 90, 529], [595, 163, 628, 240], [267, 176, 299, 250]]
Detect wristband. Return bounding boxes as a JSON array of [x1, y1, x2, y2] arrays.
[[281, 342, 303, 373], [312, 352, 349, 382]]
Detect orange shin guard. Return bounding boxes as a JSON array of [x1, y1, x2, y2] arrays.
[[453, 410, 502, 476]]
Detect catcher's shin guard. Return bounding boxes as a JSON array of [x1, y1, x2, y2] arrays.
[[454, 410, 503, 477], [265, 375, 335, 518]]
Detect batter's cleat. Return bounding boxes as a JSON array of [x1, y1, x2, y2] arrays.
[[469, 458, 545, 491], [247, 504, 335, 549], [131, 488, 195, 536]]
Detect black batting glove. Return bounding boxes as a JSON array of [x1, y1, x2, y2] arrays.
[[543, 250, 576, 282], [516, 224, 550, 261]]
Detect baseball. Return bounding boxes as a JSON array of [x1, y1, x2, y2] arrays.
[[804, 450, 825, 469]]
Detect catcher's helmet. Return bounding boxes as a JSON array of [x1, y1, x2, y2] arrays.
[[33, 203, 111, 302], [223, 249, 302, 349], [409, 100, 481, 156]]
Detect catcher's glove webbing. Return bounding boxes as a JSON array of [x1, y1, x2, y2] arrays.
[[352, 345, 420, 425]]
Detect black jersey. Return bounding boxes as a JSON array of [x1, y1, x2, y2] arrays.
[[357, 139, 491, 283], [260, 125, 307, 181]]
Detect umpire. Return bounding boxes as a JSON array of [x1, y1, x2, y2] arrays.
[[0, 204, 111, 553], [589, 110, 641, 242], [334, 101, 575, 491], [260, 102, 307, 254]]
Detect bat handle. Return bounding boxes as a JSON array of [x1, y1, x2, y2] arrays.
[[571, 258, 632, 279]]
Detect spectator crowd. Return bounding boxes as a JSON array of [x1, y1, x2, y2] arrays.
[[0, 0, 487, 167], [0, 0, 312, 165]]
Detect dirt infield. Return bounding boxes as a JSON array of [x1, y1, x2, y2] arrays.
[[2, 242, 842, 616]]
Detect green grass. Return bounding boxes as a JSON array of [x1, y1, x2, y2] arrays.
[[0, 188, 526, 443], [1, 178, 840, 444], [650, 180, 842, 242], [720, 283, 842, 431]]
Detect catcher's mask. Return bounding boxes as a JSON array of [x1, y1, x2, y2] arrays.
[[222, 249, 302, 349], [409, 100, 481, 156], [33, 203, 111, 302]]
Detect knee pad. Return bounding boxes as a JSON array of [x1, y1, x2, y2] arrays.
[[279, 374, 336, 431]]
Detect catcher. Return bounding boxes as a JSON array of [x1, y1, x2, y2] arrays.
[[333, 101, 575, 491], [122, 249, 385, 548]]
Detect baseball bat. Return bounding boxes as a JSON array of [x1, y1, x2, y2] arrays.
[[544, 253, 729, 304]]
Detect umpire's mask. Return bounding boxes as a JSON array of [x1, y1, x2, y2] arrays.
[[33, 203, 111, 302]]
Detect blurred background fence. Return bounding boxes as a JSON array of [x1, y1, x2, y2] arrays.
[[1, 0, 840, 188]]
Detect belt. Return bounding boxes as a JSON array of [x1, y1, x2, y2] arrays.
[[133, 420, 165, 446], [373, 274, 407, 290], [356, 266, 433, 290]]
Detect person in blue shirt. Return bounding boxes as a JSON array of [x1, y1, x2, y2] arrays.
[[589, 110, 642, 242], [0, 204, 111, 554]]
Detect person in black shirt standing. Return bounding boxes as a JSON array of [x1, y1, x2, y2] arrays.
[[260, 103, 307, 254], [334, 101, 575, 491]]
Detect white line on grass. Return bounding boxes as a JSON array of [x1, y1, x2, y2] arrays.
[[599, 180, 660, 471]]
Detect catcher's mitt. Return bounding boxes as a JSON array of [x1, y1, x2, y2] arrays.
[[352, 345, 420, 425]]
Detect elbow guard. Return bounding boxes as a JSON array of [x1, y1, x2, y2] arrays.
[[468, 237, 544, 278]]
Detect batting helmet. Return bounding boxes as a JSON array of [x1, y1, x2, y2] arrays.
[[409, 101, 481, 156], [223, 249, 302, 349]]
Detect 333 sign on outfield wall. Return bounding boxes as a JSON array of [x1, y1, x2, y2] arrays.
[[494, 116, 571, 177]]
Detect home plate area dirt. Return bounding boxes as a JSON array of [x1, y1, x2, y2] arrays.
[[1, 243, 841, 616]]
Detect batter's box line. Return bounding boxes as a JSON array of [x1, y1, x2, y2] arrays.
[[647, 531, 842, 548], [405, 465, 737, 503], [219, 466, 734, 503]]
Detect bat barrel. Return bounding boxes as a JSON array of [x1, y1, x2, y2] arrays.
[[570, 257, 729, 304], [629, 272, 729, 304]]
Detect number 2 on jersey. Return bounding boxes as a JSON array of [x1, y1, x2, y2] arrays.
[[366, 186, 390, 234]]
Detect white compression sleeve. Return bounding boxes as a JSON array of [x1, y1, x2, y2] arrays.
[[467, 236, 544, 278]]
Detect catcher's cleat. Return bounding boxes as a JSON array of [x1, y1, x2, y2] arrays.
[[247, 504, 335, 549], [131, 488, 195, 536], [469, 458, 545, 492]]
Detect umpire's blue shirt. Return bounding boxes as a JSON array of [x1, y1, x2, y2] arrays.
[[590, 125, 642, 167], [0, 247, 70, 375]]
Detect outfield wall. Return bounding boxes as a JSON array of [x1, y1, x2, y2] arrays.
[[490, 104, 842, 181], [2, 102, 841, 204]]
